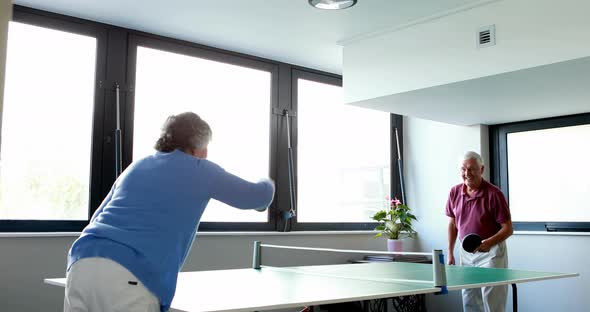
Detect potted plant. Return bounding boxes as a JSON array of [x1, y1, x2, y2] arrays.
[[371, 197, 417, 252]]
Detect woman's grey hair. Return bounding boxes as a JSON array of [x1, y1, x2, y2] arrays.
[[154, 112, 212, 153], [463, 151, 484, 167]]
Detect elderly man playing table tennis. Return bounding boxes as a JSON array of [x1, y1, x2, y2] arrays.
[[445, 151, 513, 312], [64, 112, 275, 312]]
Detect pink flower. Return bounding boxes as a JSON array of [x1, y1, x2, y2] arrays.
[[391, 198, 402, 206]]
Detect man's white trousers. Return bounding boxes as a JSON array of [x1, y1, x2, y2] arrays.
[[64, 257, 160, 312], [460, 240, 508, 312]]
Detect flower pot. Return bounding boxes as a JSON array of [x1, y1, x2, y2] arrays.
[[387, 238, 403, 252]]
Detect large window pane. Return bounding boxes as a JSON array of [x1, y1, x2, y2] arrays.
[[297, 78, 390, 222], [507, 124, 590, 222], [133, 46, 271, 222], [0, 22, 96, 220]]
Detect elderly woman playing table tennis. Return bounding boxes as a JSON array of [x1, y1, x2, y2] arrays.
[[64, 112, 275, 312]]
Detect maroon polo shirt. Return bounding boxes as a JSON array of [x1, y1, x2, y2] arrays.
[[445, 180, 511, 241]]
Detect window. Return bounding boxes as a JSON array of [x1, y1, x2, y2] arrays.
[[285, 70, 397, 231], [490, 113, 590, 232], [131, 44, 273, 223], [296, 76, 391, 222], [0, 9, 105, 231]]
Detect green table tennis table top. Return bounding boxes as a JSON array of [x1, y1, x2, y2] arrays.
[[168, 262, 577, 311], [281, 261, 577, 290], [45, 261, 578, 312]]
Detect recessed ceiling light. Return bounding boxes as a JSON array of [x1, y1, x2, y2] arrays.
[[308, 0, 358, 10]]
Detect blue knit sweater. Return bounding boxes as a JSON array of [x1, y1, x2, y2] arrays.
[[67, 149, 274, 311]]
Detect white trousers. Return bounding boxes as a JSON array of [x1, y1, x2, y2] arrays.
[[460, 240, 508, 312], [64, 257, 160, 312]]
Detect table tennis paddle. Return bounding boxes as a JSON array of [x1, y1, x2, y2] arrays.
[[462, 233, 482, 253]]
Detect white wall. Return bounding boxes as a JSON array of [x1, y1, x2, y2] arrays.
[[404, 116, 590, 311], [343, 0, 590, 103], [405, 117, 485, 253]]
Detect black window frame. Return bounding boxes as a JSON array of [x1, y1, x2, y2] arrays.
[[282, 69, 402, 231], [1, 5, 402, 232], [490, 112, 590, 232], [124, 33, 281, 231], [0, 6, 108, 232]]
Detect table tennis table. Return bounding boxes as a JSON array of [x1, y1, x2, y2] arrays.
[[44, 244, 578, 312]]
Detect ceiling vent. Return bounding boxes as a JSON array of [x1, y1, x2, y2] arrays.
[[477, 25, 496, 48]]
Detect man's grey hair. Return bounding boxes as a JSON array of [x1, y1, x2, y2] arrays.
[[463, 151, 484, 167], [154, 112, 212, 153]]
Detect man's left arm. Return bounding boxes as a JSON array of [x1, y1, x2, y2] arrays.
[[476, 220, 513, 252]]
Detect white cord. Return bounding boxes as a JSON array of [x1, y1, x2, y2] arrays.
[[260, 243, 432, 256], [262, 265, 434, 285]]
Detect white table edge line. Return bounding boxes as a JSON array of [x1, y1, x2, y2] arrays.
[[263, 266, 434, 285], [447, 273, 580, 290]]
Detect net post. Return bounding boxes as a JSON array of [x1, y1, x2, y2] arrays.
[[432, 249, 448, 294], [252, 241, 262, 269]]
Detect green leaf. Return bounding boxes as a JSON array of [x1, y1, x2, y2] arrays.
[[371, 202, 417, 238], [372, 210, 387, 220]]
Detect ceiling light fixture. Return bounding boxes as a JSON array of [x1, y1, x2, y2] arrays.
[[308, 0, 357, 10]]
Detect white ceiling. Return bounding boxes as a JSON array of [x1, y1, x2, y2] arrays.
[[12, 0, 477, 75], [351, 56, 590, 125]]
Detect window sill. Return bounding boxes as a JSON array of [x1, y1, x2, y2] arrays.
[[514, 231, 590, 236], [0, 230, 378, 238]]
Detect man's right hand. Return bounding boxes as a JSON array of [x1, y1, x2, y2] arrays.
[[447, 217, 458, 265], [448, 253, 455, 265]]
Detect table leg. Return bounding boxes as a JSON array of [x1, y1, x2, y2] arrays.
[[511, 284, 518, 312]]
